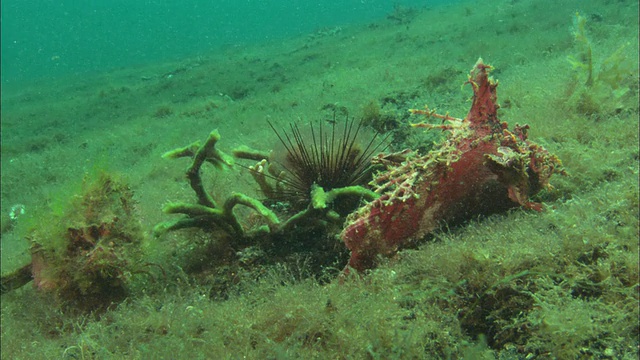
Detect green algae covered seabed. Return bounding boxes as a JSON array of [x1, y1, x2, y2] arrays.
[[1, 0, 638, 358]]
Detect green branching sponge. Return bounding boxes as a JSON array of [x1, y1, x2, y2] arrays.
[[162, 130, 234, 209], [154, 129, 378, 239], [154, 130, 276, 238], [154, 122, 396, 280]]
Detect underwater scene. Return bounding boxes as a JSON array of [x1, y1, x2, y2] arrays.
[[1, 0, 638, 358]]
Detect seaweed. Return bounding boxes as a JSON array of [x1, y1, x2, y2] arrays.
[[566, 12, 637, 118], [1, 172, 147, 313]]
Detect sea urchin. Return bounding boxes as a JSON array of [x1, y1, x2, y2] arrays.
[[268, 117, 387, 209]]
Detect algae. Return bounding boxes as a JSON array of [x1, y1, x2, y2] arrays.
[[1, 0, 638, 358], [566, 12, 638, 118]]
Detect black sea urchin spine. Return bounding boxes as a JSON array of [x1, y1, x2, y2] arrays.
[[269, 117, 387, 205]]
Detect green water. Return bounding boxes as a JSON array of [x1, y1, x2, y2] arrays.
[[1, 0, 638, 358]]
